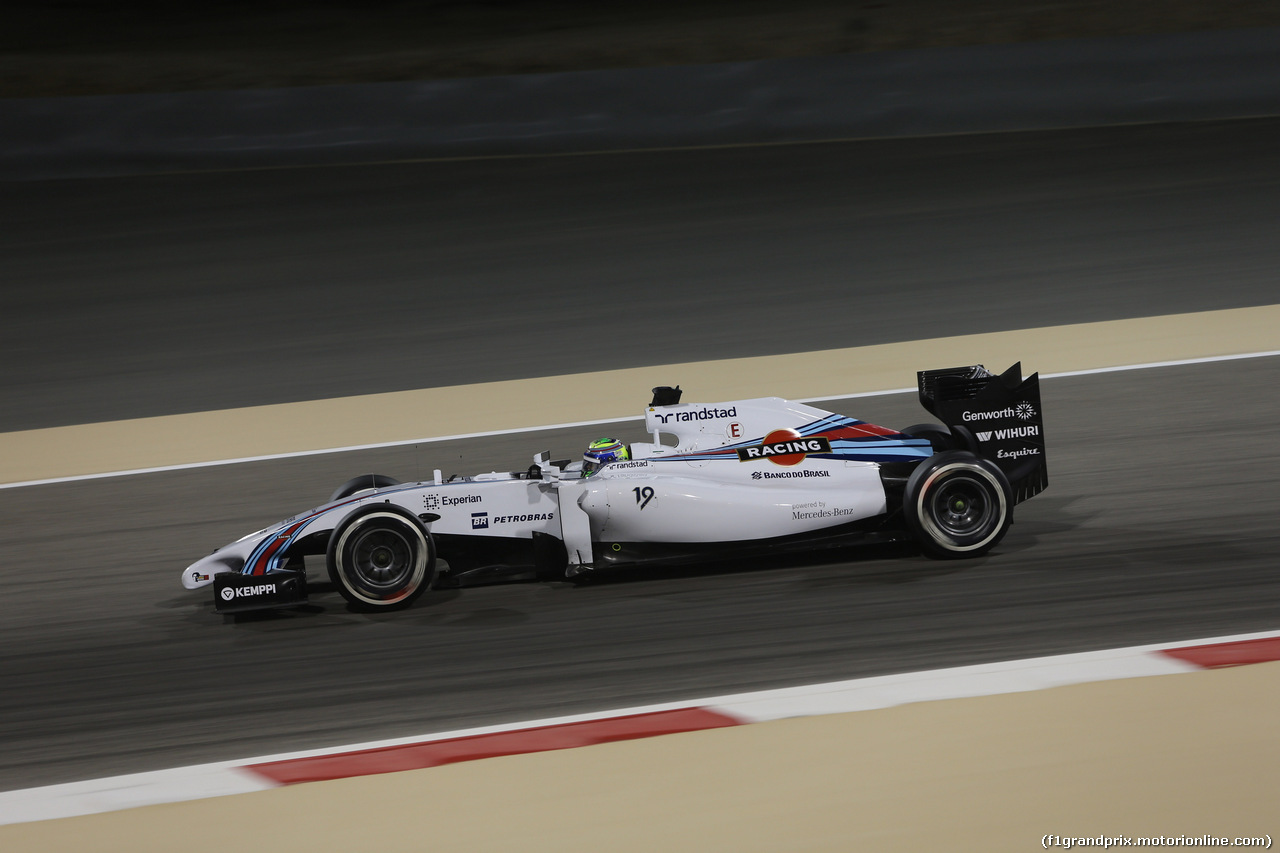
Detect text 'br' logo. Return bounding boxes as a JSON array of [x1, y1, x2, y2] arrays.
[[736, 429, 832, 466]]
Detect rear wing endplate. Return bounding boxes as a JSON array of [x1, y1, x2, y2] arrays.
[[917, 363, 1048, 504]]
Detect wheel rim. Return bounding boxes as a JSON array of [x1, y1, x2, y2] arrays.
[[349, 527, 415, 590], [914, 461, 1008, 553], [334, 511, 430, 605], [929, 475, 995, 537]]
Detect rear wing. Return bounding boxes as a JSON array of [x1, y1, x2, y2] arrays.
[[917, 363, 1047, 504]]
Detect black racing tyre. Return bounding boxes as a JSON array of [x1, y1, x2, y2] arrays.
[[326, 505, 435, 609], [329, 474, 401, 503], [904, 451, 1012, 559], [899, 423, 980, 454], [899, 423, 954, 452], [947, 423, 980, 454]]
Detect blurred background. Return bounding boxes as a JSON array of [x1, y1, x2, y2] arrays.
[[7, 0, 1280, 97]]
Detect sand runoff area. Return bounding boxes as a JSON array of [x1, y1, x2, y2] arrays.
[[1, 659, 1276, 851]]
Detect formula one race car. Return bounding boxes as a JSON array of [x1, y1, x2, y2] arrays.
[[183, 364, 1047, 614]]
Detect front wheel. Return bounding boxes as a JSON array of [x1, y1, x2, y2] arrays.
[[329, 474, 401, 503], [327, 506, 435, 609], [904, 451, 1011, 559]]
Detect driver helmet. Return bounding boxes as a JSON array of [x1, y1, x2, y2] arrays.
[[583, 437, 629, 475]]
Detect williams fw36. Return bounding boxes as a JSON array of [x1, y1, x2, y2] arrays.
[[182, 364, 1047, 614]]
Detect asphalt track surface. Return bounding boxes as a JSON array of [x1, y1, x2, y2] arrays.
[[3, 117, 1280, 431], [2, 117, 1279, 794]]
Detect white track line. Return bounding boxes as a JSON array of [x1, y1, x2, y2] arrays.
[[1, 349, 1276, 492]]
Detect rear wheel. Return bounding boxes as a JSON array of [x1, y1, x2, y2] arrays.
[[899, 423, 978, 453], [904, 451, 1011, 558], [327, 506, 435, 609], [899, 423, 953, 452]]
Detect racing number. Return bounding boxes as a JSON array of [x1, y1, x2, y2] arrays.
[[632, 486, 655, 510]]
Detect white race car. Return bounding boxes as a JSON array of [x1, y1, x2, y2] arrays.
[[183, 364, 1047, 614]]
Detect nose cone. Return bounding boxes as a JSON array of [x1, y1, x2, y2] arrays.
[[182, 552, 244, 589], [182, 560, 216, 589]]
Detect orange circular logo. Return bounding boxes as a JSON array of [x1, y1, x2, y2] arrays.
[[763, 428, 806, 466]]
